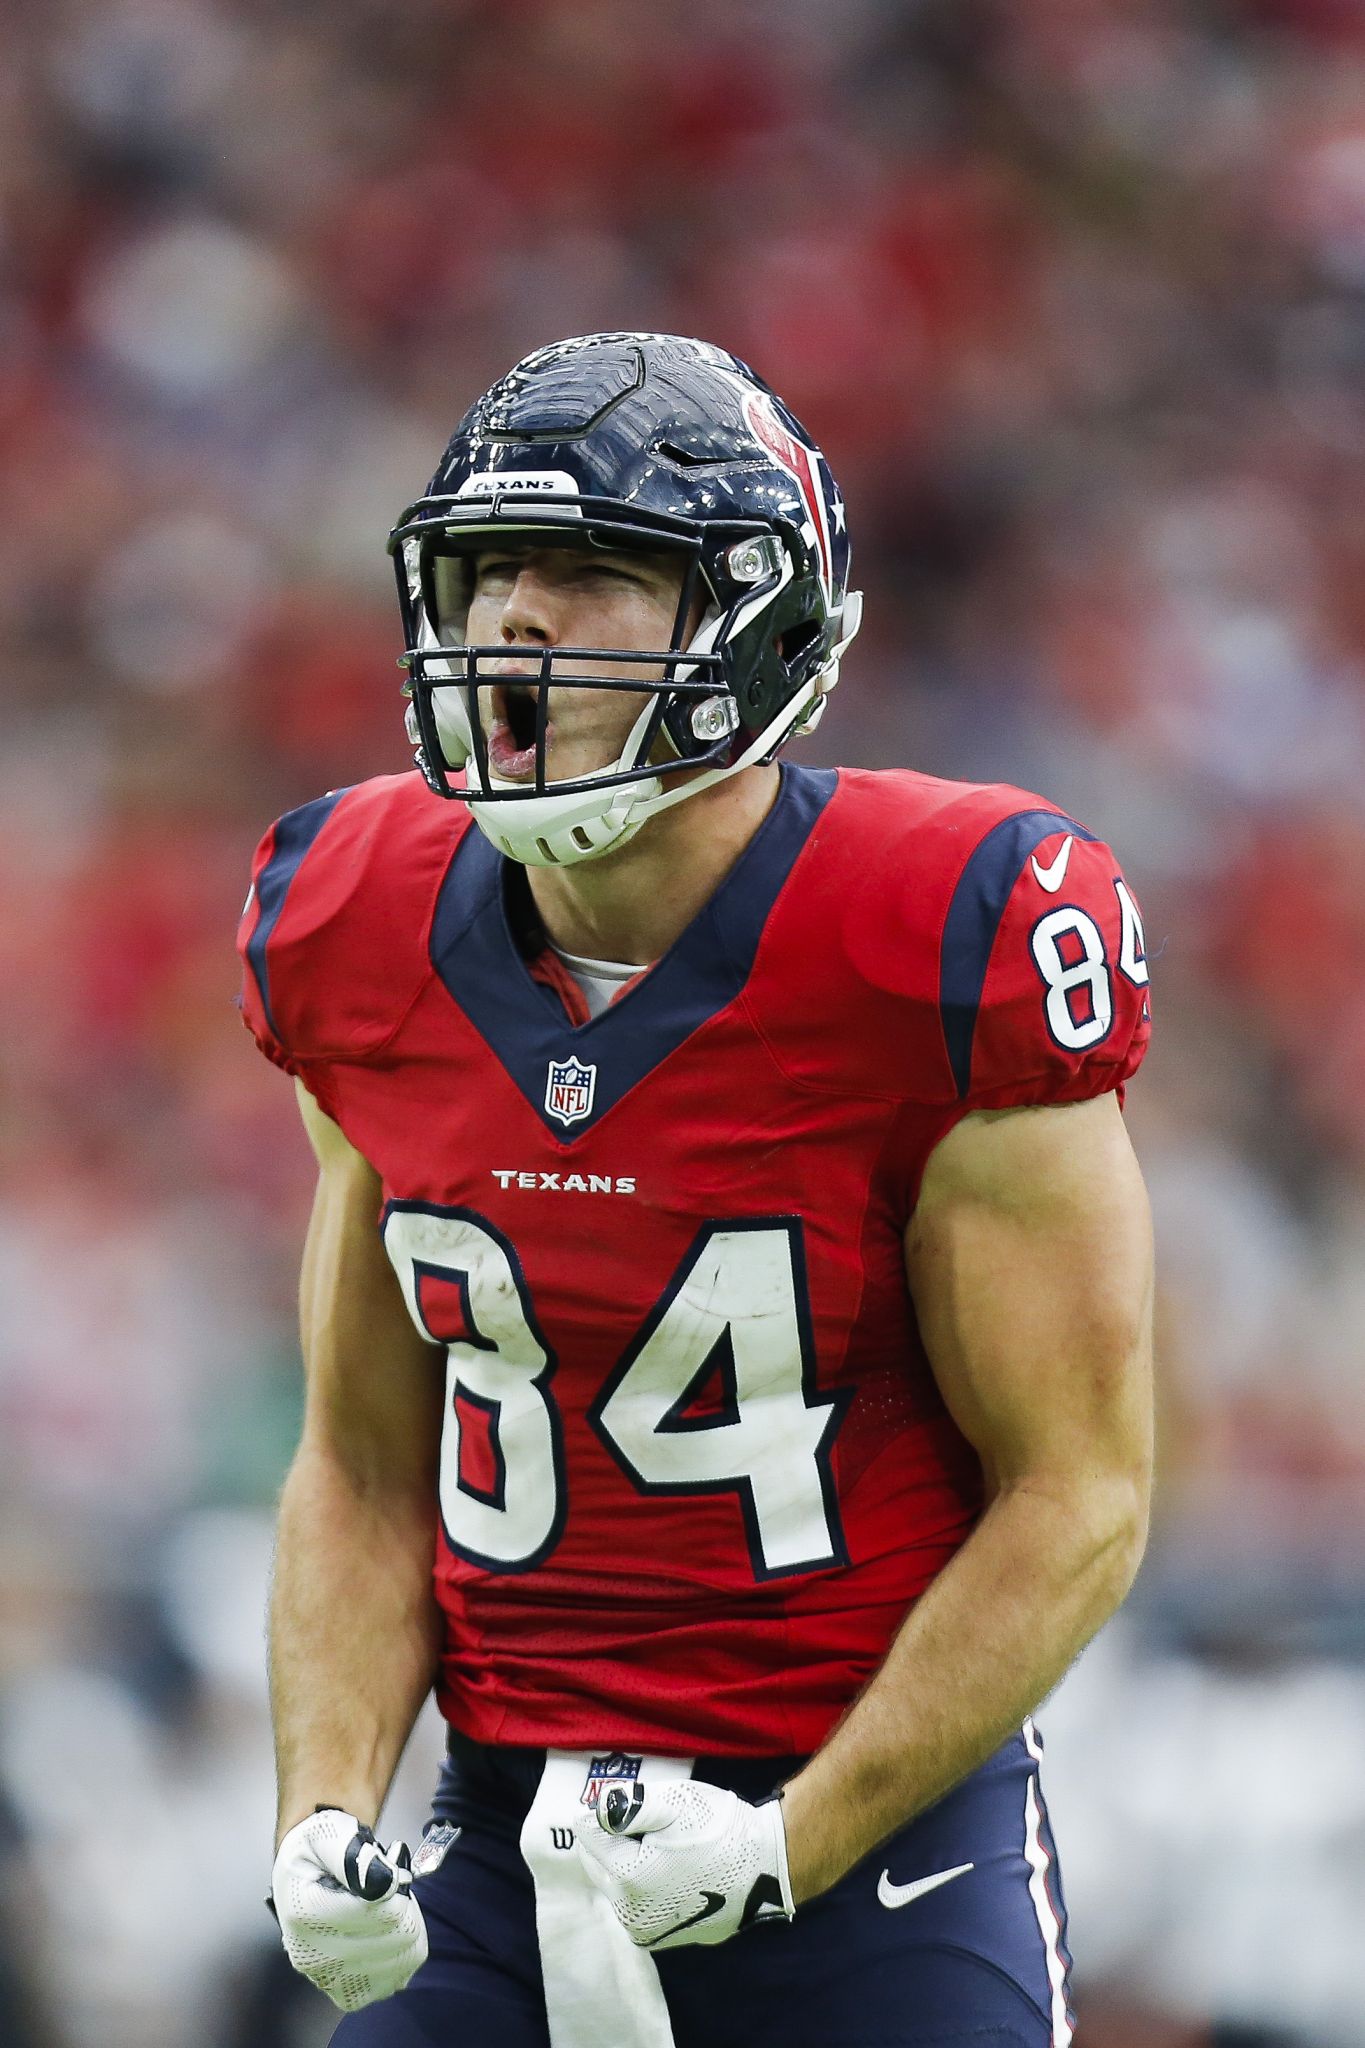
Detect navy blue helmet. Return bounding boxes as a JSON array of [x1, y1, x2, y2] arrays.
[[388, 332, 861, 866]]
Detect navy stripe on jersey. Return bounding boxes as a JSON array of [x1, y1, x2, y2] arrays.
[[245, 789, 347, 1044], [430, 764, 838, 1138], [939, 808, 1096, 1100]]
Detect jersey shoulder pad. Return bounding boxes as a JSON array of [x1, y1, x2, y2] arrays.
[[237, 772, 470, 1071], [829, 770, 1151, 1107]]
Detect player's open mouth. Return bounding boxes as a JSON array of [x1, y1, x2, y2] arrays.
[[488, 682, 552, 779]]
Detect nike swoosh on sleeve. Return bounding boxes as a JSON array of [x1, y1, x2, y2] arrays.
[[877, 1861, 975, 1910], [1030, 836, 1073, 892]]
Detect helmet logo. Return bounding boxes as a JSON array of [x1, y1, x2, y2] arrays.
[[545, 1055, 597, 1127], [457, 469, 579, 499], [742, 391, 832, 602]]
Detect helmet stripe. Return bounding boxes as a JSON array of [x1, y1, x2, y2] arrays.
[[742, 391, 832, 601]]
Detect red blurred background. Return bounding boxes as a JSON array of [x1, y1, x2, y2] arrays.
[[3, 4, 1365, 2043]]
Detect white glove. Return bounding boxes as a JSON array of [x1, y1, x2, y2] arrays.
[[577, 1777, 794, 1950], [269, 1807, 428, 2011]]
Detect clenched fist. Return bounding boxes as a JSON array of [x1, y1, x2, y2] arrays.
[[269, 1807, 428, 2011], [577, 1778, 794, 1950]]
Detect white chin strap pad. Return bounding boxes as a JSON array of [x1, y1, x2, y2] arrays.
[[469, 781, 655, 867]]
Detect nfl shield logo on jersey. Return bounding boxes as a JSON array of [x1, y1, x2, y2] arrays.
[[581, 1751, 644, 1812], [545, 1055, 597, 1127]]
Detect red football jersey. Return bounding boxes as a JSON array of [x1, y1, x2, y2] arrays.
[[238, 764, 1150, 1755]]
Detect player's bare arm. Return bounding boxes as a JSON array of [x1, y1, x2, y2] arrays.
[[270, 1080, 445, 1847], [779, 1091, 1154, 1903]]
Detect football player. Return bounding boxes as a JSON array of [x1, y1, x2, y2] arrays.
[[242, 333, 1154, 2048]]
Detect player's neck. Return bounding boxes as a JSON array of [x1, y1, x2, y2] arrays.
[[523, 763, 782, 966]]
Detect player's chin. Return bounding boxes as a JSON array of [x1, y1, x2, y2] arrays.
[[539, 711, 652, 781], [546, 740, 639, 786]]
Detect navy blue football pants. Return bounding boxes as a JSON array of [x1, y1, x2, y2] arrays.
[[331, 1725, 1072, 2048]]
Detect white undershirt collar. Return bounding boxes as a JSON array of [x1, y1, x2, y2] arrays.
[[548, 942, 650, 1020]]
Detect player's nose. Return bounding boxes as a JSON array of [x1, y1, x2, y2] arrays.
[[499, 564, 562, 647]]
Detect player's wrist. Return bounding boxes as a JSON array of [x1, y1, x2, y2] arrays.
[[274, 1799, 375, 1855], [773, 1771, 848, 1907]]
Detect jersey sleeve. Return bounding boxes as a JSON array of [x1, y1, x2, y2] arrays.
[[236, 772, 461, 1105], [938, 807, 1151, 1111], [237, 791, 349, 1079]]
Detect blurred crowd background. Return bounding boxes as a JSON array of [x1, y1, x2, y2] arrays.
[[2, 0, 1365, 2042]]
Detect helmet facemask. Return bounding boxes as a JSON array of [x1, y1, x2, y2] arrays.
[[391, 497, 850, 867]]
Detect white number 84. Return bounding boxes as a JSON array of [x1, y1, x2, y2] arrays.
[[1030, 878, 1147, 1054], [381, 1206, 846, 1584]]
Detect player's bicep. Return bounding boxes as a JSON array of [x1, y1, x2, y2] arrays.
[[905, 1094, 1153, 1513], [294, 1082, 443, 1496]]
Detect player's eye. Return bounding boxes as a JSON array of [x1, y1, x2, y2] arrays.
[[578, 561, 643, 587], [475, 559, 522, 587]]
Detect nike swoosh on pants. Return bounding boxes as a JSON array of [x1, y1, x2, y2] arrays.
[[877, 1861, 975, 1910]]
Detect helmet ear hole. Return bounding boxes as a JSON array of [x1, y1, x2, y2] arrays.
[[777, 619, 822, 672]]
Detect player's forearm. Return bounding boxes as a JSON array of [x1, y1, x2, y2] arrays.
[[269, 1444, 442, 1848], [779, 1470, 1148, 1903]]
